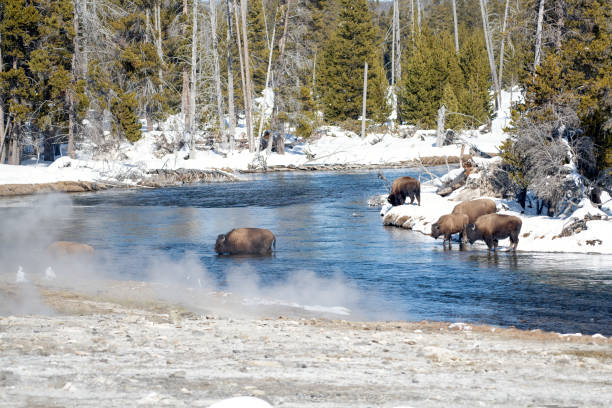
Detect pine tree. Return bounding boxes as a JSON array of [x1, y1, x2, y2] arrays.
[[458, 29, 492, 124], [0, 0, 41, 164], [317, 0, 389, 124], [246, 0, 268, 95]]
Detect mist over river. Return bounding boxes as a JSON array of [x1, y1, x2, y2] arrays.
[[2, 167, 611, 335]]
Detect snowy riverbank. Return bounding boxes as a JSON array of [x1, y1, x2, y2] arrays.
[[380, 169, 612, 255], [1, 280, 610, 408], [0, 91, 522, 191]]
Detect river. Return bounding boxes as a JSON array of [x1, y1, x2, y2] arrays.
[[1, 168, 611, 335]]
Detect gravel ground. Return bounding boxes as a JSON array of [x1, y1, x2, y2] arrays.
[[1, 281, 611, 408]]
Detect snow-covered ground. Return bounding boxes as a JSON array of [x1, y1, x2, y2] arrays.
[[0, 89, 522, 186], [380, 170, 612, 255]]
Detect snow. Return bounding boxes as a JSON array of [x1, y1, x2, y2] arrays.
[[1, 90, 522, 185], [381, 180, 612, 255], [208, 397, 273, 408]]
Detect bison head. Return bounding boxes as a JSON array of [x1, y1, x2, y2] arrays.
[[465, 224, 481, 244], [431, 223, 442, 239], [387, 194, 398, 206], [214, 234, 227, 254]]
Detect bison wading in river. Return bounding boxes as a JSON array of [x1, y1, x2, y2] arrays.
[[466, 214, 522, 251], [451, 198, 497, 224], [47, 241, 94, 257], [387, 176, 421, 206], [431, 213, 470, 248], [215, 228, 276, 255]]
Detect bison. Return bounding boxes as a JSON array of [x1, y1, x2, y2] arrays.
[[466, 214, 522, 251], [431, 213, 470, 248], [387, 176, 421, 206], [215, 228, 276, 255], [47, 241, 94, 257], [451, 198, 497, 224]]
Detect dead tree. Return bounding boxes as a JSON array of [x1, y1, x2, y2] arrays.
[[240, 0, 254, 152], [233, 0, 248, 149], [361, 62, 368, 139], [498, 0, 510, 92], [479, 0, 501, 110], [451, 0, 459, 53], [534, 0, 545, 73], [210, 0, 225, 147], [189, 0, 198, 158], [225, 0, 236, 150], [182, 0, 191, 137]]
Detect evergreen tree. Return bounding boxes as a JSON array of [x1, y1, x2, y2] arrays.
[[458, 29, 492, 124], [0, 0, 40, 163], [317, 0, 390, 124], [247, 0, 268, 94]]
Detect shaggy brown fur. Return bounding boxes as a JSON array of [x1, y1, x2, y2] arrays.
[[215, 228, 276, 255], [452, 198, 497, 223], [387, 176, 421, 206], [466, 214, 522, 251], [47, 241, 94, 257], [431, 213, 470, 248]]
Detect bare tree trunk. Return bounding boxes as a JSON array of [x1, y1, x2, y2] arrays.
[[534, 0, 545, 73], [210, 0, 225, 148], [0, 31, 5, 163], [410, 0, 415, 40], [278, 0, 293, 70], [498, 0, 510, 92], [155, 3, 164, 93], [257, 10, 277, 153], [391, 0, 396, 87], [394, 0, 401, 81], [436, 104, 446, 147], [361, 62, 368, 139], [452, 0, 459, 53], [479, 0, 501, 110], [182, 0, 191, 136], [68, 1, 80, 159], [240, 0, 254, 152], [554, 0, 565, 51], [225, 0, 235, 151], [10, 136, 20, 165], [416, 0, 421, 34], [233, 0, 248, 149], [189, 0, 198, 159]]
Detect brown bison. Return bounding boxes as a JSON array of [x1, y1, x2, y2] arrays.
[[47, 241, 94, 257], [431, 213, 469, 248], [215, 228, 276, 255], [452, 198, 497, 224], [387, 176, 421, 206], [466, 214, 522, 251]]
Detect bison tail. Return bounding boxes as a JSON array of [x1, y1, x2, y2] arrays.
[[272, 237, 276, 251]]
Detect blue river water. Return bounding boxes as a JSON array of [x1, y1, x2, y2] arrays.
[[2, 167, 611, 334]]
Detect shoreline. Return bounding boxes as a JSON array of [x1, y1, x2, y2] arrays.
[[1, 281, 610, 407], [0, 156, 469, 197]]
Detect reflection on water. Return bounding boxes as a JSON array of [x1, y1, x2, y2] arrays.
[[1, 167, 611, 334]]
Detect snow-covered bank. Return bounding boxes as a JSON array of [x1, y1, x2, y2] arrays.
[[380, 176, 612, 255], [0, 90, 522, 189]]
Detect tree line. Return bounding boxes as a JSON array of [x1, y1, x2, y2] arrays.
[[0, 0, 609, 182]]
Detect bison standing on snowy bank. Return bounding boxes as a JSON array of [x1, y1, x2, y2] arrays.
[[387, 176, 421, 206], [451, 198, 497, 223], [466, 214, 522, 251], [431, 213, 470, 248], [215, 228, 276, 255]]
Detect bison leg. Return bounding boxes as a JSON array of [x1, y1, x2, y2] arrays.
[[409, 194, 415, 205], [484, 237, 494, 251]]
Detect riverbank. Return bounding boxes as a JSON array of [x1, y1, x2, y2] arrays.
[[1, 279, 610, 408], [379, 172, 612, 255]]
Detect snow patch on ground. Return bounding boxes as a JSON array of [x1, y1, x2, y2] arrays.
[[381, 175, 612, 255], [1, 90, 522, 186]]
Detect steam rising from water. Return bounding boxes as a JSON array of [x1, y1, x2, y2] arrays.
[[0, 193, 379, 319]]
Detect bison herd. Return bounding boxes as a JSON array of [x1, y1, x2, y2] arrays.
[[48, 174, 522, 258], [387, 176, 522, 251]]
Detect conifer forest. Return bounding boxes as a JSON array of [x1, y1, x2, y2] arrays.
[[0, 0, 610, 183]]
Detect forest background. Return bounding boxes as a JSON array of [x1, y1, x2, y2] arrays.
[[0, 0, 610, 197]]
